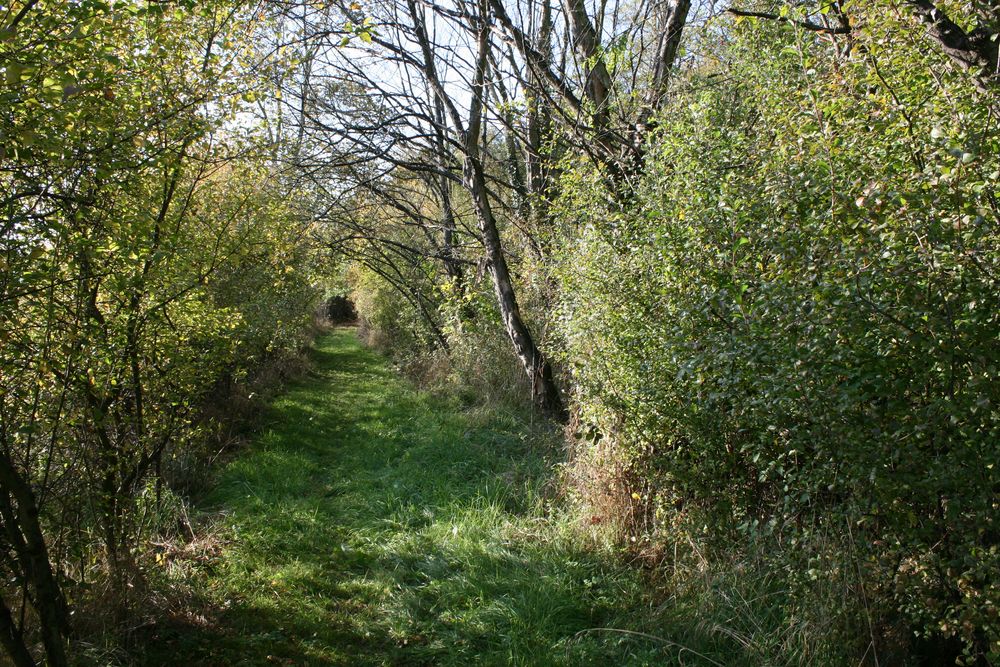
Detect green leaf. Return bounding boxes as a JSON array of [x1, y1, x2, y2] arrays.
[[5, 63, 23, 86]]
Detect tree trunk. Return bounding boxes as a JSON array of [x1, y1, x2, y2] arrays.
[[525, 0, 554, 240], [464, 156, 566, 418], [561, 0, 613, 129], [0, 454, 69, 667], [408, 0, 566, 418], [434, 96, 463, 287], [646, 0, 691, 111], [462, 0, 565, 418], [0, 593, 36, 667], [905, 0, 998, 90]]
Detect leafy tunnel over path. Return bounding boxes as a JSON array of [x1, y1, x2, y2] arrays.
[[134, 328, 744, 666]]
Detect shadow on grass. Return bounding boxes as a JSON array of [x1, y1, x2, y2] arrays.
[[134, 329, 732, 667]]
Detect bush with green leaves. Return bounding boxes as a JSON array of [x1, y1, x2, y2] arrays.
[[555, 10, 1000, 661], [0, 2, 319, 660]]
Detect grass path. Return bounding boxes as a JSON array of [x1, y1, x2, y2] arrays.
[[141, 329, 720, 666]]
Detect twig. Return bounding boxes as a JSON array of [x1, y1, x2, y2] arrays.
[[728, 8, 852, 34]]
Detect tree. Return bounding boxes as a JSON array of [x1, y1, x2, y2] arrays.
[[1, 2, 320, 661]]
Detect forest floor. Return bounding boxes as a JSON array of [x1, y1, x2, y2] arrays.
[[134, 329, 737, 666]]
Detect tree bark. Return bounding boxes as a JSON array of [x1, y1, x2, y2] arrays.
[[433, 96, 463, 287], [464, 156, 566, 417], [0, 593, 36, 667], [525, 0, 555, 238], [646, 0, 691, 111], [905, 0, 998, 89], [561, 0, 617, 156], [0, 454, 69, 667]]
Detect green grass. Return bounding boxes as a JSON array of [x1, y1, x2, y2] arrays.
[[134, 329, 778, 666]]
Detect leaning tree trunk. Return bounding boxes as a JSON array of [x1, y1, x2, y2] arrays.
[[465, 0, 564, 418], [463, 156, 565, 418], [408, 0, 566, 418]]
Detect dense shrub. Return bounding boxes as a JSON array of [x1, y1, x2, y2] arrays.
[[554, 13, 1000, 662], [350, 261, 435, 353], [0, 3, 320, 659], [350, 259, 534, 410]]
